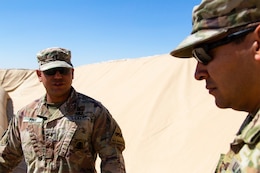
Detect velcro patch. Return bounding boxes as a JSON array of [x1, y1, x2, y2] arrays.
[[23, 117, 43, 123], [111, 126, 125, 146]]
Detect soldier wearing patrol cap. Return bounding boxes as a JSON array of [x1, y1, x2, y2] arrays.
[[171, 0, 260, 172], [0, 47, 126, 172]]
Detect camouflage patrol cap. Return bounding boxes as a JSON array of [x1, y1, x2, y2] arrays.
[[37, 47, 73, 71], [170, 0, 260, 58]]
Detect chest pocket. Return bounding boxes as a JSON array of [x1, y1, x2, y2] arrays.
[[25, 117, 78, 159], [61, 115, 94, 159]]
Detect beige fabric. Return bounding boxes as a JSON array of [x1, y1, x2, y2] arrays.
[[0, 54, 245, 173], [0, 86, 12, 136]]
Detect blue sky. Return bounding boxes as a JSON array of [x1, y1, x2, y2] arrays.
[[0, 0, 201, 69]]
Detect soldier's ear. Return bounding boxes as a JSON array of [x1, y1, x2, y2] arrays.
[[36, 70, 43, 82], [253, 25, 260, 61]]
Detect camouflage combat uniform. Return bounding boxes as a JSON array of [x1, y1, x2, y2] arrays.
[[215, 110, 260, 173], [0, 87, 126, 173]]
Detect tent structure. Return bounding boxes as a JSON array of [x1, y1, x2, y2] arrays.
[[0, 54, 246, 173]]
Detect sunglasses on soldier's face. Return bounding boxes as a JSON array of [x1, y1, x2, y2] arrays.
[[43, 67, 71, 76], [192, 27, 256, 65]]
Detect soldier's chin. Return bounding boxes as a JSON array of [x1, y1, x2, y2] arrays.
[[215, 100, 230, 109]]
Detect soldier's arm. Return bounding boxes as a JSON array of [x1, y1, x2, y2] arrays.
[[93, 106, 126, 173], [0, 115, 23, 172]]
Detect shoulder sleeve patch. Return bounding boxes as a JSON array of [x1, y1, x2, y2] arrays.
[[111, 126, 125, 147]]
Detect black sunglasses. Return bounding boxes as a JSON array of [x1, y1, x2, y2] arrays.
[[43, 67, 71, 76], [192, 27, 256, 65]]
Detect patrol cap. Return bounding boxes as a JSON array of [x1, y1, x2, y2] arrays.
[[37, 47, 73, 71], [170, 0, 260, 58]]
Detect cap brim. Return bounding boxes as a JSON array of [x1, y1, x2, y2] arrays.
[[40, 61, 73, 71], [170, 28, 228, 58]]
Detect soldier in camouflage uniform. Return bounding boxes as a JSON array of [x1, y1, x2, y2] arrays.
[[0, 47, 126, 173], [171, 0, 260, 172]]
